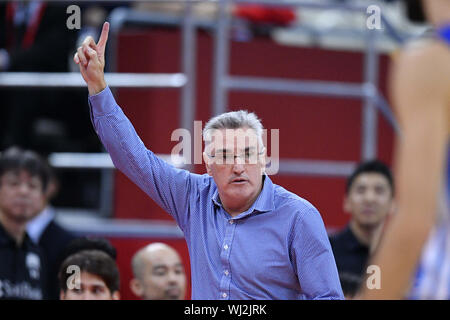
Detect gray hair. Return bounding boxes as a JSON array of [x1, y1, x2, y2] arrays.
[[203, 110, 264, 149]]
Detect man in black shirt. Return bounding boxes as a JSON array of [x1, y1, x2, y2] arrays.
[[27, 165, 78, 300], [329, 160, 395, 298], [0, 147, 50, 299]]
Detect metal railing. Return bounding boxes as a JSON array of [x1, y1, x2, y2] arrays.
[[0, 72, 186, 88]]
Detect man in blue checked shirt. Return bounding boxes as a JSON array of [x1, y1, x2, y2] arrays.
[[74, 22, 344, 300]]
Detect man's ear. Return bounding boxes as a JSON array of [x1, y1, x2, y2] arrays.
[[130, 278, 144, 298], [203, 152, 212, 176], [259, 148, 267, 175]]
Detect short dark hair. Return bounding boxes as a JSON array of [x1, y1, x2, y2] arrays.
[[346, 160, 394, 195], [62, 237, 117, 262], [59, 249, 120, 294], [0, 147, 51, 191]]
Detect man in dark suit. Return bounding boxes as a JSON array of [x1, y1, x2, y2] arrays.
[[329, 160, 395, 298]]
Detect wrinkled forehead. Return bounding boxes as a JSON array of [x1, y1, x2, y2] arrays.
[[205, 127, 261, 153]]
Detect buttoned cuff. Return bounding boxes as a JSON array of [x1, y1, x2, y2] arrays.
[[88, 86, 117, 116]]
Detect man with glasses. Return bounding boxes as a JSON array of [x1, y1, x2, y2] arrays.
[[74, 22, 343, 300]]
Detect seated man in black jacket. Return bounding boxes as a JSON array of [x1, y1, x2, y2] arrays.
[[329, 160, 395, 298], [0, 147, 50, 299]]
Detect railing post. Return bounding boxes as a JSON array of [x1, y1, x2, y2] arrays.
[[361, 27, 379, 161], [212, 0, 232, 116], [181, 0, 197, 171]]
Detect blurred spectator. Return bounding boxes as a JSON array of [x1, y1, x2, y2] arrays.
[[59, 249, 120, 300], [0, 1, 84, 154], [26, 163, 78, 300], [329, 160, 395, 298], [0, 1, 74, 72], [0, 0, 129, 214], [0, 1, 131, 154], [0, 147, 51, 299], [130, 242, 186, 300]]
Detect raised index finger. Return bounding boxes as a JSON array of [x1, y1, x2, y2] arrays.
[[97, 22, 110, 52]]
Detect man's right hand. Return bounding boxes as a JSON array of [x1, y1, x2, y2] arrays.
[[74, 22, 109, 95]]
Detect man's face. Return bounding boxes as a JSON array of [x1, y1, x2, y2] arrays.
[[203, 127, 266, 215], [0, 170, 45, 224], [60, 272, 119, 300], [136, 249, 186, 300], [344, 173, 394, 228]]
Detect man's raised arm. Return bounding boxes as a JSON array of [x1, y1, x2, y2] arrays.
[[73, 22, 197, 231]]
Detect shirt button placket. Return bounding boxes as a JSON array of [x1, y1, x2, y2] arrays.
[[219, 218, 236, 300]]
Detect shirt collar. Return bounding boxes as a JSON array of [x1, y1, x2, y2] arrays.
[[26, 206, 55, 244], [251, 175, 275, 213], [211, 174, 275, 218]]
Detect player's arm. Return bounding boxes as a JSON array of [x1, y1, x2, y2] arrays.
[[360, 41, 450, 299]]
